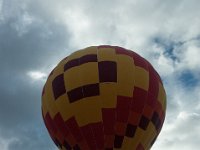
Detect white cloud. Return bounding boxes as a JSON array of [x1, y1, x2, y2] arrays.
[[177, 111, 200, 120], [0, 136, 18, 150], [153, 109, 200, 150], [152, 73, 200, 149], [27, 71, 47, 80], [1, 0, 200, 150], [0, 0, 3, 20], [176, 40, 200, 72], [11, 12, 34, 36]]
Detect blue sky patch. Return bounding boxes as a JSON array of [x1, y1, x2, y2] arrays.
[[179, 70, 199, 88], [153, 37, 184, 62]]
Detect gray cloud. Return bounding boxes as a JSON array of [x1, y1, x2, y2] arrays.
[[0, 0, 200, 150], [0, 0, 71, 149]]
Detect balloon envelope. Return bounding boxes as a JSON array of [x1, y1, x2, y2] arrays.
[[42, 45, 166, 150]]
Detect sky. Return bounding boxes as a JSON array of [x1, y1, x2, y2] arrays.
[[0, 0, 200, 150]]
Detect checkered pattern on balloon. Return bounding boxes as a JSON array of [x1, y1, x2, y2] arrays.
[[42, 45, 166, 150]]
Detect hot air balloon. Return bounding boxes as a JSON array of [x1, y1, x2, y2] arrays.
[[42, 45, 166, 150]]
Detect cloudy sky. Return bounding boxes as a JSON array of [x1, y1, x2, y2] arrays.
[[0, 0, 200, 149]]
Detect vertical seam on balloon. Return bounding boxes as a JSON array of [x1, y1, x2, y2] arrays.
[[54, 62, 65, 149], [122, 49, 136, 150], [43, 79, 60, 146], [115, 46, 132, 149], [133, 57, 149, 150], [53, 62, 72, 149], [87, 46, 98, 150], [97, 45, 105, 149], [143, 63, 157, 149], [140, 62, 158, 149], [80, 46, 98, 150], [98, 45, 106, 149], [147, 65, 162, 149], [112, 46, 117, 149]]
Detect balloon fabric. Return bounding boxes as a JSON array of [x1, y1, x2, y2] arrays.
[[41, 45, 166, 150]]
